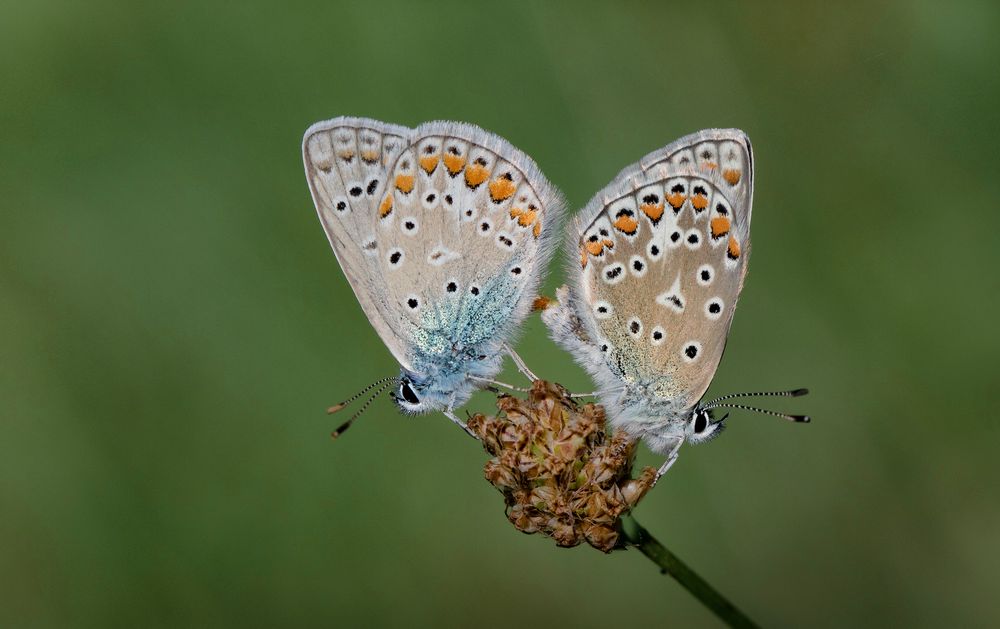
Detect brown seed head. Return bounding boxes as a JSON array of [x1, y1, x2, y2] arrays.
[[467, 380, 656, 552]]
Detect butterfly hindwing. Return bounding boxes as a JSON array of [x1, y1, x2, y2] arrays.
[[375, 121, 564, 361], [562, 129, 753, 412]]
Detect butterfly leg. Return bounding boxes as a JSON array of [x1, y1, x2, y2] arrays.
[[652, 438, 684, 487], [503, 343, 539, 383], [443, 408, 479, 439]]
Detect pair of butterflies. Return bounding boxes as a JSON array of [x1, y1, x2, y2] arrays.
[[302, 117, 807, 481]]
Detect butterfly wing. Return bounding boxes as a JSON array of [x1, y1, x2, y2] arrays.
[[303, 117, 415, 367], [554, 129, 753, 412], [373, 121, 565, 366]]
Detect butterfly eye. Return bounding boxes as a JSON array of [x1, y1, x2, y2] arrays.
[[693, 413, 708, 434], [687, 409, 727, 444], [400, 381, 420, 405]]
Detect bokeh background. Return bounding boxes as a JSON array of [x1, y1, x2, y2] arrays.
[[3, 1, 998, 627]]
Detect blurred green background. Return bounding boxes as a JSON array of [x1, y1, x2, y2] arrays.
[[2, 1, 998, 627]]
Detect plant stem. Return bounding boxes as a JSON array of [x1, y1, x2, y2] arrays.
[[620, 515, 761, 629]]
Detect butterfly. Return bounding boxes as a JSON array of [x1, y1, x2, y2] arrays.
[[303, 117, 565, 437], [541, 129, 808, 481]]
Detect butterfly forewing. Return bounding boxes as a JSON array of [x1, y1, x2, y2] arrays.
[[573, 130, 753, 410], [303, 117, 415, 366]]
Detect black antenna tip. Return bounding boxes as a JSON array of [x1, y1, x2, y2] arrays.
[[330, 419, 353, 440], [793, 415, 811, 423], [791, 388, 809, 397]]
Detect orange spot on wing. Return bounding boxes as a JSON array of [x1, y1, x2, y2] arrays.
[[533, 220, 542, 238], [585, 240, 604, 256], [710, 216, 731, 238], [613, 215, 638, 235], [464, 164, 489, 188], [532, 296, 553, 311], [489, 176, 516, 202], [641, 203, 664, 223], [337, 150, 354, 162], [395, 174, 414, 193], [691, 193, 709, 211], [727, 236, 741, 259], [666, 193, 686, 209], [510, 206, 538, 228], [419, 155, 439, 174], [723, 169, 741, 185], [703, 161, 717, 170], [378, 194, 393, 218], [602, 239, 614, 250], [361, 150, 379, 164], [443, 153, 465, 175], [580, 248, 588, 268]]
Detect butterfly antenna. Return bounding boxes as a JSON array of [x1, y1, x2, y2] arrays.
[[330, 379, 395, 440], [326, 376, 396, 414], [702, 402, 810, 423], [703, 388, 808, 407]]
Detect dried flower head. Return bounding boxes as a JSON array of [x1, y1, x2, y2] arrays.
[[467, 380, 656, 552]]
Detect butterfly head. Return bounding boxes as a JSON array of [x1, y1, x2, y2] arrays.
[[684, 408, 727, 444]]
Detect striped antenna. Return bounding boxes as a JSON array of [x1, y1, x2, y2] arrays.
[[331, 379, 396, 440], [703, 388, 808, 407], [327, 376, 396, 414], [702, 402, 810, 423]]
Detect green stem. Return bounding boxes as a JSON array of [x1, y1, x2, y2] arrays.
[[620, 515, 761, 629]]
